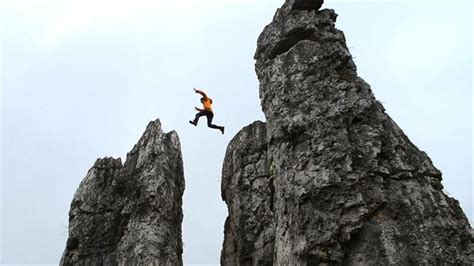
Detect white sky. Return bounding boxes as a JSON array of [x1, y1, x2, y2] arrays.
[[2, 0, 472, 264]]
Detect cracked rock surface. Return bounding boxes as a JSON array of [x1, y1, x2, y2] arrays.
[[221, 0, 473, 265], [61, 119, 185, 266], [221, 121, 274, 266]]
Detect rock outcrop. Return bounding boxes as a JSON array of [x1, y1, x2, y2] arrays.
[[221, 121, 274, 266], [61, 119, 185, 266], [221, 0, 473, 265]]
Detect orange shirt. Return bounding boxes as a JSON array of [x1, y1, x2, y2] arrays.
[[203, 98, 213, 111]]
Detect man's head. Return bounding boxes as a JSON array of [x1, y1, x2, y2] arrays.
[[200, 97, 205, 103]]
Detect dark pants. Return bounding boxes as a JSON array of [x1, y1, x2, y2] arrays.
[[194, 110, 223, 130]]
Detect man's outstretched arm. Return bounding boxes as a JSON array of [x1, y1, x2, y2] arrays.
[[194, 88, 208, 99], [195, 107, 204, 112]]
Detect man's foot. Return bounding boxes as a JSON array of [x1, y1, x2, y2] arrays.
[[220, 127, 225, 135], [189, 120, 197, 126]]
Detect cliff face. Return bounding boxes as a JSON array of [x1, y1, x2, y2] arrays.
[[61, 119, 185, 266], [221, 121, 274, 266], [222, 0, 473, 265]]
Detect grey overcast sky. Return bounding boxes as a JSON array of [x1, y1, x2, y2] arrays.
[[1, 0, 472, 264]]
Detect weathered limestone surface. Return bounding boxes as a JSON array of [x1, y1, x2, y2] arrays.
[[221, 0, 473, 265], [61, 119, 185, 266], [221, 121, 274, 266]]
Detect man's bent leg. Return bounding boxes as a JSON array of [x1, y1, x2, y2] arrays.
[[193, 111, 207, 125], [206, 112, 224, 134]]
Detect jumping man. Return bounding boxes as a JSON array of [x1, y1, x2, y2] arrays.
[[189, 88, 225, 134]]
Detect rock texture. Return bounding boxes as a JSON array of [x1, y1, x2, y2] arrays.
[[61, 119, 185, 266], [221, 0, 473, 265], [221, 121, 274, 266]]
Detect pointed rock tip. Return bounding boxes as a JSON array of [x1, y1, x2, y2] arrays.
[[289, 0, 324, 11], [145, 118, 180, 138], [139, 118, 181, 149], [166, 130, 181, 147], [145, 118, 163, 133], [93, 157, 123, 169]]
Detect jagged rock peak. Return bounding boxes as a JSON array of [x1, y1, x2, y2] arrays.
[[255, 0, 337, 63], [222, 0, 474, 265], [221, 120, 268, 202], [290, 0, 324, 11], [61, 118, 185, 266], [220, 121, 275, 265], [92, 157, 123, 169]]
